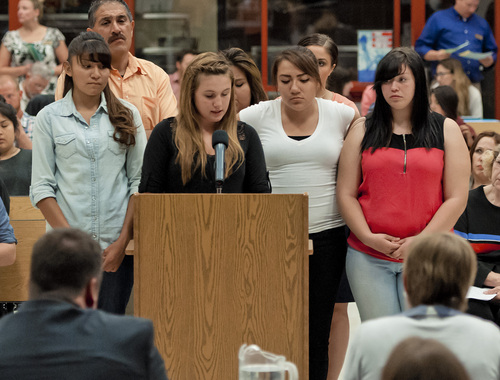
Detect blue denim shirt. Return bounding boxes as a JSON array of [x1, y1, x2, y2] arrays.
[[30, 90, 146, 249], [0, 197, 16, 244]]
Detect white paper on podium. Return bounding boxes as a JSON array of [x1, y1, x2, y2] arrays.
[[466, 286, 497, 301]]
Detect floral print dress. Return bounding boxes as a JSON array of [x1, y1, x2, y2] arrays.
[[2, 27, 65, 94]]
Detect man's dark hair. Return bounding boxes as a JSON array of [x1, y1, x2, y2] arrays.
[[29, 229, 102, 299], [176, 49, 198, 63], [88, 0, 133, 28]]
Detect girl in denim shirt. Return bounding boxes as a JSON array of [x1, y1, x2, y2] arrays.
[[30, 31, 146, 314]]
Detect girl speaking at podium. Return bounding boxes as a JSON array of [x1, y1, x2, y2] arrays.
[[139, 52, 269, 194]]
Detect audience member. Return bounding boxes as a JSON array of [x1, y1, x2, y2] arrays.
[[337, 47, 470, 321], [221, 47, 267, 113], [0, 102, 31, 196], [297, 32, 359, 380], [326, 66, 355, 100], [240, 46, 356, 380], [0, 179, 16, 266], [170, 49, 198, 102], [430, 85, 476, 148], [343, 232, 500, 380], [434, 58, 483, 118], [297, 33, 360, 117], [30, 32, 146, 315], [20, 61, 51, 111], [381, 337, 470, 380], [469, 131, 500, 189], [360, 84, 376, 116], [454, 143, 500, 325], [0, 0, 68, 94], [139, 52, 269, 194], [24, 93, 54, 117], [55, 0, 177, 136], [0, 228, 167, 379], [415, 0, 497, 84], [0, 75, 33, 149]]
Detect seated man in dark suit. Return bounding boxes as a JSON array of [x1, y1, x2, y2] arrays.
[[0, 228, 168, 380]]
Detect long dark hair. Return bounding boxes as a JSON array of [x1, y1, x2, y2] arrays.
[[221, 47, 268, 106], [362, 47, 438, 152], [431, 85, 458, 121], [63, 31, 136, 146]]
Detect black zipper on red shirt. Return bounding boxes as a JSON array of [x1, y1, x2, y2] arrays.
[[402, 134, 407, 173]]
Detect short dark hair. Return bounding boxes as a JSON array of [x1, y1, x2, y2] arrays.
[[0, 102, 19, 132], [176, 49, 198, 63], [431, 85, 458, 121], [271, 46, 321, 87], [29, 229, 102, 299], [88, 0, 133, 28]]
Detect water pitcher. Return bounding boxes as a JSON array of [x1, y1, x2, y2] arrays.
[[238, 344, 299, 380]]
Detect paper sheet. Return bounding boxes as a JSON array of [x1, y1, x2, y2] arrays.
[[466, 286, 497, 301], [458, 50, 494, 60], [444, 41, 470, 54]]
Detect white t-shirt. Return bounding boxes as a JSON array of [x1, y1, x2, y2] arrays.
[[239, 98, 354, 233], [467, 84, 483, 118]]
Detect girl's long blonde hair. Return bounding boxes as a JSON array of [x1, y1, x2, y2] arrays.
[[438, 58, 471, 116], [175, 52, 244, 185]]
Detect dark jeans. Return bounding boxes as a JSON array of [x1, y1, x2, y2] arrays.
[[97, 255, 134, 314], [309, 227, 347, 380], [468, 298, 500, 326]]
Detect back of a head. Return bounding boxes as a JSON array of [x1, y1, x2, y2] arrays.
[[432, 85, 459, 120], [25, 94, 55, 116], [404, 232, 476, 310], [327, 66, 354, 94], [30, 228, 102, 299], [382, 337, 470, 380]]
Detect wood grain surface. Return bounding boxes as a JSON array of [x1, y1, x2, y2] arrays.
[[0, 197, 45, 301], [134, 193, 309, 380]]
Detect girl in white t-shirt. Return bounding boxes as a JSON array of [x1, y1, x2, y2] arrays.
[[239, 46, 355, 380]]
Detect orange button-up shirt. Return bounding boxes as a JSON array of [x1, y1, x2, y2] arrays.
[[56, 53, 177, 131]]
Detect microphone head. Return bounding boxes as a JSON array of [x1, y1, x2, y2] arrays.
[[212, 130, 229, 148]]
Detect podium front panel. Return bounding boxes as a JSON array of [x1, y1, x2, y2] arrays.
[[134, 193, 309, 380]]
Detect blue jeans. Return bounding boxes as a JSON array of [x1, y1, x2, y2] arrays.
[[346, 246, 406, 322]]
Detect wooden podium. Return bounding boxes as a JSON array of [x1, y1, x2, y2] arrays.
[[133, 193, 309, 380]]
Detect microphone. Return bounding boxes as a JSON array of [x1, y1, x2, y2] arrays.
[[212, 130, 228, 193]]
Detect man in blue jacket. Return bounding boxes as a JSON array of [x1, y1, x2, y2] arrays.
[[415, 0, 497, 84]]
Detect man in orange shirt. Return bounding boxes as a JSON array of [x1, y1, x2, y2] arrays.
[[56, 0, 177, 136]]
